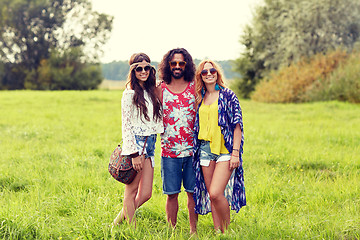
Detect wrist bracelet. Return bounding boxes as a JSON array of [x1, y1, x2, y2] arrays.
[[232, 149, 240, 152]]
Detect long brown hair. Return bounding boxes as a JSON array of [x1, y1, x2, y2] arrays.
[[195, 59, 226, 106], [125, 53, 162, 122]]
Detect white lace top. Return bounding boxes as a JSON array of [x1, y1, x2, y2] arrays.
[[121, 88, 164, 155]]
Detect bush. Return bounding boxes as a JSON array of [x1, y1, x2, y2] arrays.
[[251, 50, 348, 103], [2, 48, 103, 90], [32, 48, 102, 90], [304, 51, 360, 103]]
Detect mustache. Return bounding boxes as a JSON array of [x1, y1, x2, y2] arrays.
[[172, 68, 183, 72]]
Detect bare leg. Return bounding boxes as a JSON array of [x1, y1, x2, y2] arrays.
[[135, 158, 154, 208], [113, 158, 154, 225], [166, 193, 179, 228], [187, 192, 198, 234], [202, 162, 221, 230], [113, 208, 124, 226], [121, 170, 143, 224], [208, 162, 232, 233]]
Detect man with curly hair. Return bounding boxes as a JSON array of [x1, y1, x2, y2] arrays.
[[158, 48, 198, 234]]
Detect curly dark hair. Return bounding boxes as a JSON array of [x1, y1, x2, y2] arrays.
[[126, 53, 162, 122], [158, 48, 196, 84]]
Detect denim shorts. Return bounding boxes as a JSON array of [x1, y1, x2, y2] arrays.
[[161, 156, 195, 195], [199, 140, 231, 167], [135, 134, 157, 168]]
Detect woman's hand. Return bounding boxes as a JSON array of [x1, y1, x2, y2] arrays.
[[229, 154, 240, 171], [155, 81, 163, 102], [132, 155, 145, 172], [230, 123, 242, 171]]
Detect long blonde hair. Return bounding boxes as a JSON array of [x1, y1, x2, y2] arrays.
[[195, 59, 226, 106]]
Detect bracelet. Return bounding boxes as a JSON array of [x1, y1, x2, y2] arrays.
[[232, 148, 240, 152], [231, 153, 239, 157]]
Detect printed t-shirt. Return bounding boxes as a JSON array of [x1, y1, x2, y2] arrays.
[[161, 81, 196, 158]]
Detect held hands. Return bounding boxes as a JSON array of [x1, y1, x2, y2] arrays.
[[132, 155, 145, 172]]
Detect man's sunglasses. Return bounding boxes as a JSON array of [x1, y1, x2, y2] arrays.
[[169, 61, 187, 68], [135, 65, 151, 72], [201, 68, 217, 76]]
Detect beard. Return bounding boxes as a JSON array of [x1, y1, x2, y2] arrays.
[[171, 68, 185, 79]]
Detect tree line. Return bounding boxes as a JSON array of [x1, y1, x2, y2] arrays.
[[101, 60, 240, 81], [1, 0, 359, 101]]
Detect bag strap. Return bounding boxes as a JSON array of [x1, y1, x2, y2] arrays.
[[125, 136, 149, 158]]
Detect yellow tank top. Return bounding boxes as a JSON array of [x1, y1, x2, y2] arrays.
[[198, 99, 229, 155]]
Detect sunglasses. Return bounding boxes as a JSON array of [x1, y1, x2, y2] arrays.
[[169, 61, 187, 68], [201, 68, 217, 76], [135, 65, 151, 72]]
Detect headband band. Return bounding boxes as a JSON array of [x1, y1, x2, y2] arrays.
[[129, 62, 154, 70]]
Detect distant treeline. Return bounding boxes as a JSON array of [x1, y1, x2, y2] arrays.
[[101, 59, 241, 81]]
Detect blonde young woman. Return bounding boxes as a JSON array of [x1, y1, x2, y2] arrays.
[[193, 60, 246, 233], [113, 53, 163, 225]]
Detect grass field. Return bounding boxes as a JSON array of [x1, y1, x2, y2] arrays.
[[0, 90, 359, 239]]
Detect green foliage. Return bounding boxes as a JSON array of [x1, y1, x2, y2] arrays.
[[251, 49, 348, 103], [38, 48, 102, 90], [0, 91, 359, 239], [232, 25, 266, 99], [0, 0, 113, 90], [234, 0, 360, 98], [21, 48, 102, 90]]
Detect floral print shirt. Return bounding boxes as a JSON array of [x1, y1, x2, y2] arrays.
[[121, 88, 164, 155], [161, 81, 196, 158], [193, 87, 246, 215]]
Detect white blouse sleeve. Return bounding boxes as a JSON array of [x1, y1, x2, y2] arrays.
[[121, 90, 138, 155]]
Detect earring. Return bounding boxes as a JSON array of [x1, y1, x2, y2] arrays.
[[201, 87, 205, 97], [215, 83, 220, 91]]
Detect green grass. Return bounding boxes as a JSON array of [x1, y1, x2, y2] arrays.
[[0, 90, 359, 239]]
